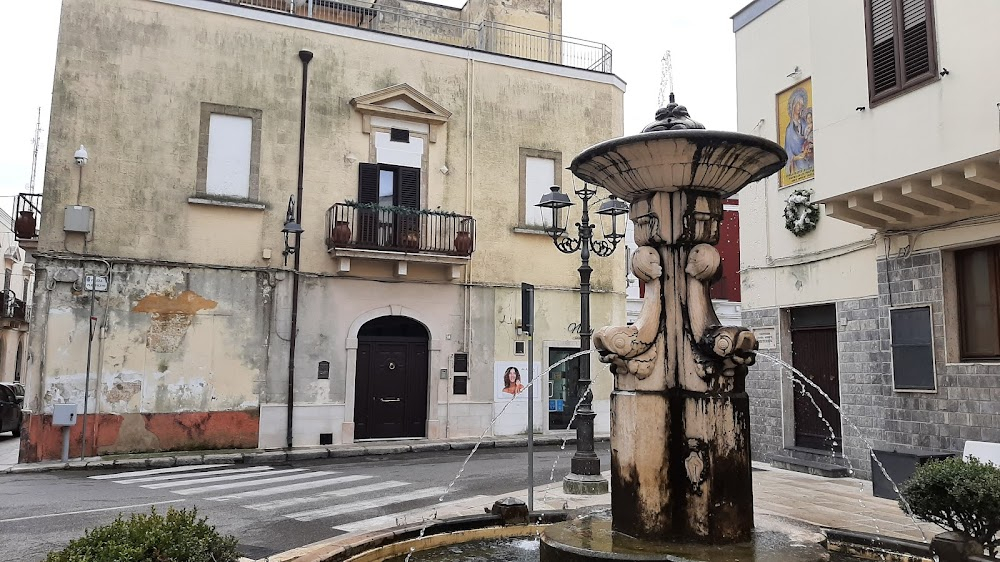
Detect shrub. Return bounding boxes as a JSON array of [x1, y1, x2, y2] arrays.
[[45, 507, 240, 562], [899, 456, 1000, 556]]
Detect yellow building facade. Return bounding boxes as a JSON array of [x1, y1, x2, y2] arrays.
[[22, 0, 625, 460]]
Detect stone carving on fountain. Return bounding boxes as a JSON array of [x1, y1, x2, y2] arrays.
[[566, 103, 788, 552]]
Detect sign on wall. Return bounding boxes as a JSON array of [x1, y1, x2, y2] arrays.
[[776, 78, 814, 187], [753, 327, 777, 350], [494, 361, 542, 401]]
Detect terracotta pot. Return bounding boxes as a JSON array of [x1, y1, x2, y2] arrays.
[[402, 231, 420, 249], [454, 230, 473, 255], [331, 220, 351, 245], [14, 211, 35, 239]]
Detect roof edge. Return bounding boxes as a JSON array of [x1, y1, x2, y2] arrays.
[[732, 0, 782, 33]]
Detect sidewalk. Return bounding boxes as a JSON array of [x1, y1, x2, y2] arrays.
[[0, 432, 594, 474]]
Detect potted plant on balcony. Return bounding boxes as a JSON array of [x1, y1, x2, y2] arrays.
[[330, 217, 352, 245], [454, 218, 473, 256], [14, 210, 36, 240]]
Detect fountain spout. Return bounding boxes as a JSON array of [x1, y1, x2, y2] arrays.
[[576, 104, 786, 547]]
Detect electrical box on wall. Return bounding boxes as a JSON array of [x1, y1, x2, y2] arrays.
[[53, 403, 78, 426], [453, 353, 468, 373], [64, 205, 94, 233]]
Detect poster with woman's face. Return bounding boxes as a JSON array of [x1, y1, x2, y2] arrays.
[[494, 361, 542, 401], [777, 78, 815, 187]]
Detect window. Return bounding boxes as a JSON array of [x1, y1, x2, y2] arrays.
[[357, 163, 421, 248], [196, 103, 262, 200], [956, 245, 1000, 360], [519, 148, 562, 228], [890, 306, 936, 390], [865, 0, 937, 104]]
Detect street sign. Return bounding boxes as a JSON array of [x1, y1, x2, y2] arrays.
[[84, 274, 108, 292]]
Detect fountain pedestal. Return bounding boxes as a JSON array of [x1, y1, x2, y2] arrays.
[[539, 104, 789, 560]]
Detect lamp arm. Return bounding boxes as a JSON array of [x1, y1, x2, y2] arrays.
[[591, 237, 620, 257], [552, 234, 582, 254]]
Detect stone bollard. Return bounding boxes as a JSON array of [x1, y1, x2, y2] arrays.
[[930, 531, 984, 562], [488, 498, 529, 526]]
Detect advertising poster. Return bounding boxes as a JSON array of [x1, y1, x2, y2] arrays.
[[776, 78, 814, 187], [494, 361, 542, 401]]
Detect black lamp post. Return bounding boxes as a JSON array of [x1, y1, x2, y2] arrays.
[[537, 184, 628, 494]]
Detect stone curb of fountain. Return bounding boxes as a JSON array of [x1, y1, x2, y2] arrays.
[[1, 434, 606, 474]]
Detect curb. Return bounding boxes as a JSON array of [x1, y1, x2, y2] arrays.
[[2, 435, 608, 475]]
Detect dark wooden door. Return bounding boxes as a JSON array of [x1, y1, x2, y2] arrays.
[[790, 305, 843, 451], [355, 338, 428, 440]]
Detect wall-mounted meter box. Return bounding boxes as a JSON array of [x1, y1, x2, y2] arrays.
[[52, 403, 78, 426], [64, 205, 94, 233]]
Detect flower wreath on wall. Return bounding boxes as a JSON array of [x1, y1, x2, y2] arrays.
[[783, 187, 820, 236]]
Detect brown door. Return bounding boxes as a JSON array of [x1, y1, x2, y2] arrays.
[[354, 317, 429, 440], [790, 305, 843, 451]]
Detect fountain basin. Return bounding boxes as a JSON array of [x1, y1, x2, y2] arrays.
[[570, 130, 786, 202], [539, 508, 830, 562]]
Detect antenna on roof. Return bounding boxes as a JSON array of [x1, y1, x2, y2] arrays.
[[27, 107, 43, 193]]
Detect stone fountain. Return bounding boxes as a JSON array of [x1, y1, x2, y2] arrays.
[[537, 103, 806, 561]]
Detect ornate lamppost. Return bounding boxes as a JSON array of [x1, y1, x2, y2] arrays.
[[537, 184, 628, 494]]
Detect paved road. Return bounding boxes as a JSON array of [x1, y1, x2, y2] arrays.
[[1, 443, 611, 561]]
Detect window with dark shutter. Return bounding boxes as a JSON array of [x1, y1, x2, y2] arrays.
[[890, 306, 936, 391], [396, 166, 421, 248], [865, 0, 937, 104], [358, 163, 381, 246], [355, 163, 422, 249]]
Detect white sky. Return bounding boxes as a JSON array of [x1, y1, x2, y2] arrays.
[[0, 0, 747, 201]]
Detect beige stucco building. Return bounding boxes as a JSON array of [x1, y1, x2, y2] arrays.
[[21, 0, 625, 461], [734, 0, 1000, 481]]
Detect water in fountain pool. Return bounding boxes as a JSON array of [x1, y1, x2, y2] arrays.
[[387, 538, 540, 562]]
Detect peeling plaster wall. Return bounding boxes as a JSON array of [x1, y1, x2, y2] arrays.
[[23, 258, 269, 460]]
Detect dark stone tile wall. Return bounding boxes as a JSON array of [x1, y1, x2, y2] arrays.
[[836, 296, 884, 480], [742, 308, 783, 462]]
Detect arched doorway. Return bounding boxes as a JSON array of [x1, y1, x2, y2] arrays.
[[354, 316, 429, 439]]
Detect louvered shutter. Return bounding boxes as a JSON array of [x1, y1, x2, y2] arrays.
[[900, 0, 933, 82], [358, 163, 380, 246], [396, 167, 421, 249], [869, 0, 898, 96]]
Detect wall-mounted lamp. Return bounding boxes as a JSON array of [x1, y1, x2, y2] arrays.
[[281, 195, 304, 267]]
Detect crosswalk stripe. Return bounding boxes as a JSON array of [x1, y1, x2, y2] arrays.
[[284, 487, 448, 522], [142, 468, 305, 490], [333, 495, 492, 533], [174, 471, 337, 495], [245, 480, 410, 512], [89, 464, 228, 480], [207, 474, 373, 502], [114, 466, 274, 484]]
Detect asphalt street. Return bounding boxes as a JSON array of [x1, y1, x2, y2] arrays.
[[0, 443, 611, 561]]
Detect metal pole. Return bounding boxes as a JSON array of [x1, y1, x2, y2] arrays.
[[569, 192, 601, 479], [287, 49, 313, 450], [61, 426, 70, 463], [80, 278, 96, 460], [523, 282, 535, 511]]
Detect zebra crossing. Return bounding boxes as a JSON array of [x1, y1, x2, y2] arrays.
[[88, 464, 451, 530]]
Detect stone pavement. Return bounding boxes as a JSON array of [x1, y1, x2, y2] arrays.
[[0, 434, 19, 471]]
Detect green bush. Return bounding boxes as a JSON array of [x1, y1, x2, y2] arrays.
[[899, 456, 1000, 556], [45, 507, 240, 562]]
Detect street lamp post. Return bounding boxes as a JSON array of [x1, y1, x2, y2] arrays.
[[537, 184, 628, 494]]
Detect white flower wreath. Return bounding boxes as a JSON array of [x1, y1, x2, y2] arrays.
[[783, 188, 820, 237]]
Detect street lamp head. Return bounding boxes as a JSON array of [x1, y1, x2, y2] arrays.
[[597, 195, 629, 243], [281, 220, 304, 235], [536, 185, 573, 235]]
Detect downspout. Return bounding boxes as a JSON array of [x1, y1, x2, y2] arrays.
[[287, 49, 313, 449]]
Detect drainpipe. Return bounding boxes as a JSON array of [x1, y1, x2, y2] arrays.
[[287, 49, 313, 450]]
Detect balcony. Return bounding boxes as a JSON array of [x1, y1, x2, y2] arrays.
[[325, 202, 475, 279], [13, 193, 41, 250], [1, 290, 27, 329], [224, 0, 613, 73]]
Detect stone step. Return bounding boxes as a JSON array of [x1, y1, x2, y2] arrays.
[[769, 455, 851, 478]]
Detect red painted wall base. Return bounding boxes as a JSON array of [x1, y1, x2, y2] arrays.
[[20, 410, 260, 463]]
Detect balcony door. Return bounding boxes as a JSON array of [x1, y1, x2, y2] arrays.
[[357, 163, 420, 250]]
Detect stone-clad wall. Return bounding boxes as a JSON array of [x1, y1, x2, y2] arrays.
[[835, 297, 883, 480], [742, 308, 783, 462]]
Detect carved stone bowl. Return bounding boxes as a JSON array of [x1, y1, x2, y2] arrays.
[[570, 130, 786, 203]]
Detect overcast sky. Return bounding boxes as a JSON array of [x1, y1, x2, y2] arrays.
[[0, 0, 747, 201]]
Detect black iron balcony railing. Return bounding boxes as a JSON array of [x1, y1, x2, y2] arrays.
[[1, 290, 26, 322], [13, 193, 42, 243], [326, 202, 476, 256]]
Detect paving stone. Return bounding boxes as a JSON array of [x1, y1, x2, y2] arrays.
[[9, 462, 66, 473], [86, 460, 116, 469], [66, 460, 91, 469], [409, 442, 451, 453], [147, 457, 175, 468], [245, 451, 286, 464], [174, 455, 205, 465], [327, 446, 365, 458], [286, 449, 329, 461], [449, 440, 489, 450], [113, 458, 150, 468], [364, 444, 411, 455], [495, 437, 529, 448], [202, 453, 242, 464]]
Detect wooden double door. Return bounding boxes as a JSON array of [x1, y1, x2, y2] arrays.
[[790, 304, 843, 451], [354, 317, 429, 440]]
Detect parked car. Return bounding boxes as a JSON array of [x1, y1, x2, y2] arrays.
[[0, 382, 24, 436]]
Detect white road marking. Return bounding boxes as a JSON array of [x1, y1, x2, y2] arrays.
[[89, 464, 228, 480], [284, 487, 448, 522], [0, 500, 186, 523], [174, 471, 337, 495], [142, 468, 306, 489], [333, 495, 492, 532], [245, 480, 410, 511], [207, 474, 373, 501], [114, 466, 274, 484]]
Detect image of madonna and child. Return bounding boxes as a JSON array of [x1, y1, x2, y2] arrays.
[[784, 87, 814, 174]]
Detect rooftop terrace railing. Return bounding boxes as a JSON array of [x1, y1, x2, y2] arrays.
[[223, 0, 613, 73]]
